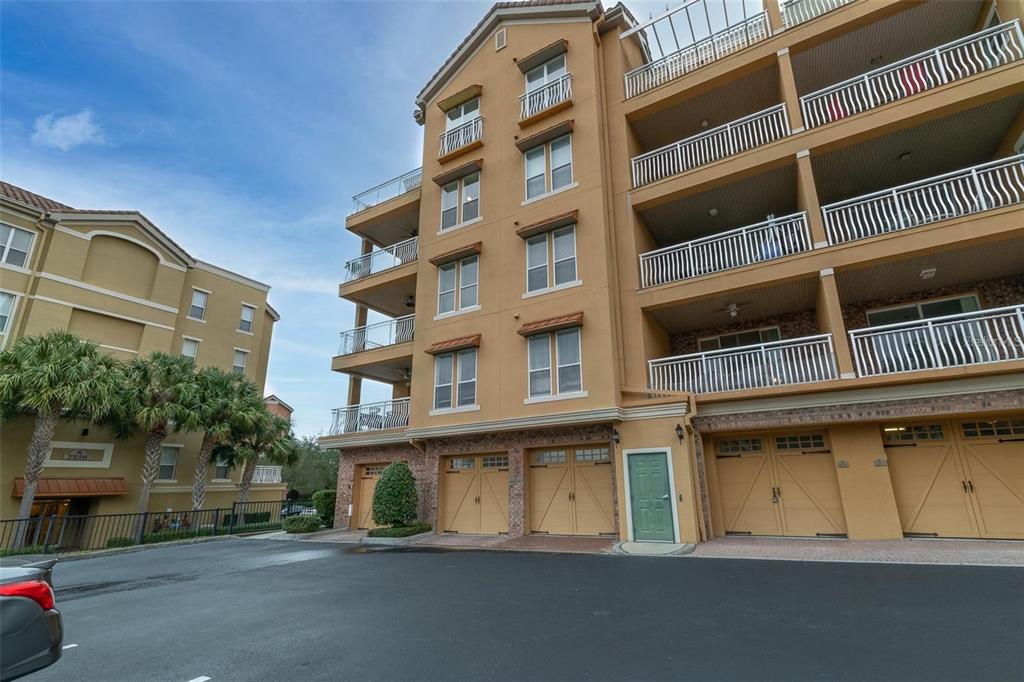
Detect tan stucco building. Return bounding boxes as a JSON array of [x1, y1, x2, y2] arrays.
[[0, 181, 286, 520], [322, 0, 1024, 545]]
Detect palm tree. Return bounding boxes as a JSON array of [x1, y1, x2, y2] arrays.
[[230, 411, 297, 527], [191, 368, 263, 511], [0, 332, 123, 544]]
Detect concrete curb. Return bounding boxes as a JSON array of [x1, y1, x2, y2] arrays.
[[612, 541, 697, 557], [52, 534, 235, 562], [361, 531, 436, 545]]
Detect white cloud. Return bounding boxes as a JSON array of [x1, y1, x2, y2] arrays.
[[31, 109, 106, 151]]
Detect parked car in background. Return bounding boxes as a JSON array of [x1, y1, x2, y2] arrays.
[[0, 555, 63, 680], [280, 503, 317, 518]]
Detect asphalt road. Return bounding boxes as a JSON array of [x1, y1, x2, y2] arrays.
[[34, 538, 1024, 682]]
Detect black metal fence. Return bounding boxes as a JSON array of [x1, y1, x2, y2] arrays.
[[0, 500, 293, 556]]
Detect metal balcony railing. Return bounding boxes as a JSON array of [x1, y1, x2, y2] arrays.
[[338, 315, 415, 355], [639, 212, 811, 288], [350, 168, 422, 215], [520, 74, 573, 120], [648, 334, 837, 394], [801, 21, 1024, 129], [252, 465, 283, 484], [329, 398, 411, 435], [623, 12, 770, 99], [822, 155, 1024, 245], [342, 236, 419, 284], [631, 104, 789, 187], [781, 0, 855, 28], [439, 117, 483, 157], [849, 306, 1024, 377]]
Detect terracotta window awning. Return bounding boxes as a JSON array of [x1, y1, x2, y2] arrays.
[[517, 312, 584, 336], [516, 39, 569, 74], [515, 210, 578, 239], [437, 84, 482, 112], [429, 242, 482, 266], [11, 477, 129, 498], [432, 159, 483, 187], [425, 334, 481, 355], [515, 120, 574, 152]]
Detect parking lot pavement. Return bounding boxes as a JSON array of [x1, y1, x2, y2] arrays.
[[36, 538, 1024, 681]]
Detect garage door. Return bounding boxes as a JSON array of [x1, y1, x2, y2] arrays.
[[715, 433, 846, 537], [355, 463, 387, 530], [442, 455, 509, 534], [529, 446, 615, 536], [885, 419, 1023, 539]]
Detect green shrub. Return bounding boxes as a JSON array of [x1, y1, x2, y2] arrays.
[[367, 523, 431, 538], [372, 461, 417, 527], [221, 511, 271, 527], [143, 528, 220, 544], [0, 545, 46, 557], [105, 537, 135, 548], [282, 515, 322, 534], [311, 489, 336, 527]]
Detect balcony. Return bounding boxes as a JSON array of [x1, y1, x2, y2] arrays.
[[649, 334, 838, 395], [252, 465, 282, 484], [439, 117, 483, 160], [800, 21, 1024, 130], [339, 315, 414, 355], [849, 306, 1024, 378], [781, 0, 854, 29], [350, 168, 422, 216], [822, 155, 1024, 246], [343, 236, 418, 284], [329, 398, 410, 435], [631, 103, 789, 188], [639, 212, 811, 288], [520, 73, 573, 122]]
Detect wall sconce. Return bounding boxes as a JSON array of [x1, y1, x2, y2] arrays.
[[612, 429, 620, 446], [674, 423, 685, 444]]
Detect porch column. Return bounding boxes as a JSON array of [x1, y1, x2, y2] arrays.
[[507, 446, 526, 537], [777, 48, 805, 132], [765, 0, 785, 32], [411, 447, 439, 528], [816, 268, 856, 378], [796, 149, 829, 247]]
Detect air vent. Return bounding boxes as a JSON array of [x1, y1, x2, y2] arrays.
[[495, 28, 507, 51]]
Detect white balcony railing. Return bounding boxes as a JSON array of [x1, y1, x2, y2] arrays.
[[781, 0, 855, 28], [639, 212, 811, 288], [631, 104, 789, 187], [351, 168, 422, 215], [623, 12, 770, 99], [343, 236, 419, 283], [801, 21, 1024, 129], [338, 315, 414, 355], [252, 465, 282, 484], [649, 334, 837, 394], [850, 306, 1024, 377], [822, 155, 1024, 245], [520, 74, 573, 120], [439, 117, 483, 157], [329, 398, 411, 435]]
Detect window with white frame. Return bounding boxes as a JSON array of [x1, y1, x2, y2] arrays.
[[189, 289, 209, 320], [440, 172, 480, 230], [526, 225, 577, 292], [437, 256, 478, 315], [239, 304, 256, 333], [527, 327, 582, 398], [525, 53, 566, 92], [0, 224, 34, 268], [181, 338, 200, 363], [159, 446, 180, 480], [232, 349, 249, 375], [214, 456, 230, 480], [699, 327, 780, 352], [866, 294, 980, 327], [524, 134, 572, 200], [434, 348, 477, 410], [0, 292, 15, 334], [445, 97, 480, 131]]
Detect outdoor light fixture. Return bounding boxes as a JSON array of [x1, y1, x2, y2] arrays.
[[920, 267, 936, 280], [612, 429, 621, 446], [404, 295, 416, 307], [674, 423, 685, 444], [708, 207, 719, 217]]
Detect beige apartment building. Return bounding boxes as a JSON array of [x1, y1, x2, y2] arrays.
[[0, 181, 286, 520], [321, 0, 1024, 545]]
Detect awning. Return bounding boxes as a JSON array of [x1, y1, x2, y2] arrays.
[[11, 477, 129, 498]]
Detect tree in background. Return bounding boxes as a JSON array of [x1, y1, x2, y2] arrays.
[[230, 411, 298, 523], [371, 461, 417, 528], [282, 437, 339, 498]]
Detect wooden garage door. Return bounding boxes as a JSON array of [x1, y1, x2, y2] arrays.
[[714, 433, 846, 537], [442, 455, 509, 535], [886, 419, 1024, 539], [529, 446, 615, 536], [355, 464, 386, 530]]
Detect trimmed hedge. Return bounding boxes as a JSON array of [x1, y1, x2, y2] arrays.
[[283, 515, 322, 533], [105, 537, 135, 548], [311, 489, 336, 527], [372, 461, 417, 527], [367, 523, 432, 538]]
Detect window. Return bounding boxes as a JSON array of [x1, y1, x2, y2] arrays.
[[866, 294, 980, 327], [181, 338, 200, 363], [189, 289, 209, 320], [961, 419, 1024, 438], [0, 224, 34, 268], [575, 447, 609, 462], [718, 438, 764, 454], [232, 349, 248, 375], [214, 457, 230, 480], [774, 434, 826, 451], [440, 172, 480, 230], [445, 97, 480, 131], [159, 446, 179, 480], [699, 327, 781, 352], [483, 455, 509, 468], [526, 225, 577, 292], [882, 424, 945, 443], [533, 450, 566, 465], [524, 134, 573, 200], [525, 54, 566, 92], [449, 457, 476, 470], [527, 327, 582, 397], [437, 256, 478, 315], [0, 292, 15, 334], [433, 348, 477, 410], [239, 304, 255, 333]]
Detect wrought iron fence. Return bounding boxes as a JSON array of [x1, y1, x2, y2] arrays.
[[351, 168, 422, 215], [439, 117, 484, 157], [520, 74, 573, 119]]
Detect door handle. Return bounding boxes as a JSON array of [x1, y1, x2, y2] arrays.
[[661, 494, 670, 500], [962, 480, 968, 494], [967, 480, 975, 493]]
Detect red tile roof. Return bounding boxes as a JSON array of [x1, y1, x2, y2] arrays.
[[517, 311, 583, 336], [0, 181, 74, 212], [12, 477, 129, 498], [425, 334, 482, 355]]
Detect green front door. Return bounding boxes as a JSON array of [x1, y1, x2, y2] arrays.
[[628, 452, 675, 542]]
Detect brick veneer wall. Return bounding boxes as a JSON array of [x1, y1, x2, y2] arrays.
[[332, 443, 432, 529], [669, 309, 818, 355]]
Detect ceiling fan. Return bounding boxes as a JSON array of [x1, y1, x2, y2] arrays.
[[713, 302, 750, 318]]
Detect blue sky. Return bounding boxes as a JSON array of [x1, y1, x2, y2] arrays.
[[1, 0, 674, 436]]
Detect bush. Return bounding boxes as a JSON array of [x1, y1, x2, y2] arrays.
[[105, 537, 135, 548], [311, 489, 336, 527], [221, 511, 271, 527], [0, 545, 46, 557], [367, 523, 431, 538], [283, 515, 322, 534], [143, 528, 221, 544], [372, 461, 417, 527]]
